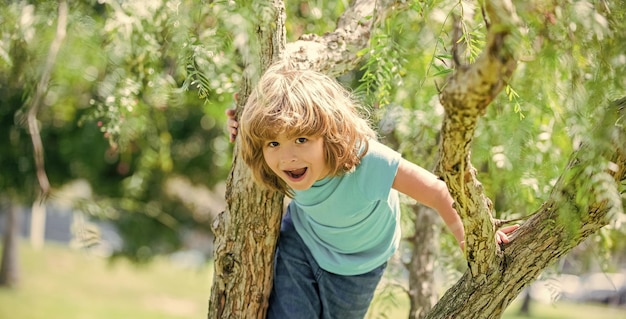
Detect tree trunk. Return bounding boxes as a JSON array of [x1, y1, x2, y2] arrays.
[[518, 288, 531, 316], [424, 0, 626, 317], [0, 202, 20, 288], [207, 1, 287, 318], [30, 197, 46, 250], [426, 123, 626, 318], [407, 205, 440, 319]]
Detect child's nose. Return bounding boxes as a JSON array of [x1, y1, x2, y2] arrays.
[[280, 154, 297, 163], [280, 148, 298, 163]]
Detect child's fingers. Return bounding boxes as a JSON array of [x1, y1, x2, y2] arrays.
[[499, 224, 520, 234], [227, 118, 238, 128], [496, 230, 509, 244], [225, 108, 239, 142], [225, 108, 236, 118]]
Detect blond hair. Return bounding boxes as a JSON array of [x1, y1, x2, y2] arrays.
[[239, 61, 376, 196]]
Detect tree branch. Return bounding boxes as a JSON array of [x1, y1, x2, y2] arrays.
[[434, 0, 518, 279], [284, 0, 406, 75], [426, 98, 626, 319], [26, 0, 68, 198]]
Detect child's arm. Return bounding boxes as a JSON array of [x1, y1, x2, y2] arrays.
[[392, 159, 517, 248], [392, 159, 465, 246]]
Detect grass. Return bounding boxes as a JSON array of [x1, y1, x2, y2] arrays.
[[2, 242, 625, 319], [0, 242, 212, 319]]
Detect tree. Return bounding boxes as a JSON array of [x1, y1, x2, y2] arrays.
[[0, 201, 20, 287], [209, 0, 625, 319], [0, 0, 69, 288], [0, 0, 234, 274], [424, 0, 624, 315]]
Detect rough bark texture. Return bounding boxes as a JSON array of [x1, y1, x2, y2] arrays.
[[434, 2, 519, 276], [426, 116, 626, 318], [425, 1, 626, 318], [285, 0, 398, 77], [207, 1, 286, 318]]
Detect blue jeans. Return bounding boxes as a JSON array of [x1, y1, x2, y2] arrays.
[[267, 211, 387, 319]]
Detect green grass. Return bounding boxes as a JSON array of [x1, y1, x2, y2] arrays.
[[0, 242, 212, 319], [2, 242, 625, 319]]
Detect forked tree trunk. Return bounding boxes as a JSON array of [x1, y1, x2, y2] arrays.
[[425, 1, 626, 318], [425, 122, 626, 318]]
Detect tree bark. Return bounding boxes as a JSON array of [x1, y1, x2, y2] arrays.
[[434, 1, 519, 274], [207, 1, 286, 318], [0, 203, 20, 288], [284, 0, 398, 76], [426, 118, 626, 318], [26, 0, 68, 197], [425, 0, 626, 317]]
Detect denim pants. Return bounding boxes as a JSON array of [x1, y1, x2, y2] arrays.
[[267, 211, 387, 319]]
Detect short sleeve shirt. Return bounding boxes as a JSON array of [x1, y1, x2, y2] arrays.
[[290, 140, 402, 275]]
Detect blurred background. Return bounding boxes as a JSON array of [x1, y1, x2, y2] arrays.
[[1, 1, 625, 318]]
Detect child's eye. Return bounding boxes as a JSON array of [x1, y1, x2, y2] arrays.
[[295, 137, 307, 144], [267, 141, 279, 148]]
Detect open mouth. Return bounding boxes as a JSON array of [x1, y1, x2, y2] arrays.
[[285, 168, 307, 179]]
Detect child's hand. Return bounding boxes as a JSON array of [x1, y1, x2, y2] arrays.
[[496, 224, 519, 244], [225, 108, 239, 142], [459, 224, 519, 252]]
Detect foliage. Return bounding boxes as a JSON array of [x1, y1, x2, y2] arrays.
[[181, 0, 244, 99], [357, 19, 407, 109], [353, 0, 626, 302], [0, 0, 236, 261]]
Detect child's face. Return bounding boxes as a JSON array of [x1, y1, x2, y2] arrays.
[[262, 133, 330, 191]]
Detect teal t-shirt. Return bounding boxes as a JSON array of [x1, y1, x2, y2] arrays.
[[290, 140, 402, 276]]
